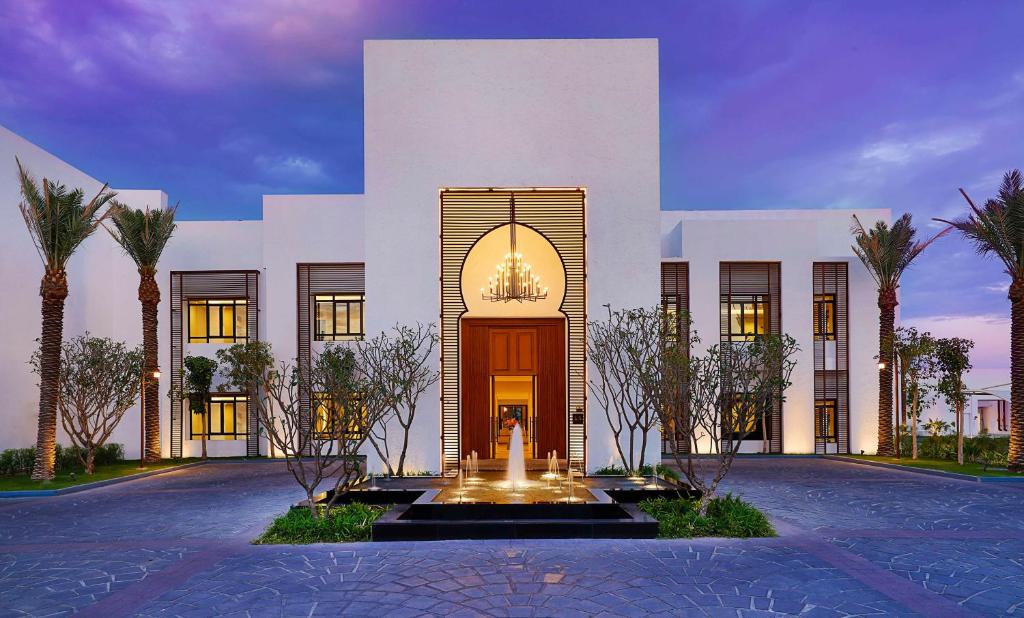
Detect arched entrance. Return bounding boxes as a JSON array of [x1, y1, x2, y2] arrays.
[[439, 188, 586, 475]]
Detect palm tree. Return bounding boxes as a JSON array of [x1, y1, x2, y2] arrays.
[[16, 158, 116, 480], [851, 214, 949, 457], [937, 170, 1024, 471], [107, 203, 178, 463]]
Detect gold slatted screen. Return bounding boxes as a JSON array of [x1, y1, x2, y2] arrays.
[[440, 188, 586, 475]]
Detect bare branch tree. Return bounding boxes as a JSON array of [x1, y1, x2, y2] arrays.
[[360, 323, 439, 476], [658, 329, 798, 515], [217, 342, 385, 517], [32, 335, 141, 474], [587, 305, 663, 473]]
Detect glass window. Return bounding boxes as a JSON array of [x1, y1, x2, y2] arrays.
[[814, 294, 836, 341], [815, 399, 837, 443], [313, 392, 365, 440], [187, 299, 249, 343], [313, 294, 365, 341], [725, 394, 766, 439], [720, 295, 768, 342], [190, 394, 248, 440]]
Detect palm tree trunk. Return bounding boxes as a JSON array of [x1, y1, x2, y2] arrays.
[[1008, 281, 1024, 472], [139, 273, 161, 462], [31, 270, 68, 480], [876, 288, 897, 457], [911, 388, 919, 459]]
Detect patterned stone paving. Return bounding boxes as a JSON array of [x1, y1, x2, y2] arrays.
[[0, 458, 1020, 616]]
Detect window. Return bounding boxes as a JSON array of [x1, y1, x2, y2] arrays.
[[814, 294, 836, 341], [721, 295, 768, 342], [725, 394, 767, 439], [815, 399, 837, 443], [662, 299, 680, 341], [314, 294, 364, 341], [190, 394, 248, 440], [312, 392, 365, 440], [188, 299, 248, 343], [997, 400, 1009, 432]]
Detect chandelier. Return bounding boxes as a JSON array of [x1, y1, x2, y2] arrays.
[[481, 194, 548, 303]]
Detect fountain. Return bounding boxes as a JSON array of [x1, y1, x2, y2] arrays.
[[507, 422, 527, 493]]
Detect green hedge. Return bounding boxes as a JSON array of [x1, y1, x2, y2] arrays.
[[638, 494, 776, 538], [0, 443, 125, 476], [254, 503, 389, 544], [900, 432, 1009, 468]]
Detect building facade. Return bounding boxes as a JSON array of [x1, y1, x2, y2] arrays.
[[0, 39, 886, 473]]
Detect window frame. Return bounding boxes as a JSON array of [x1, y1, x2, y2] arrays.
[[813, 294, 837, 341], [313, 293, 365, 342], [190, 393, 248, 440], [720, 294, 769, 342], [723, 393, 769, 440], [187, 298, 249, 344], [815, 398, 838, 443], [312, 392, 366, 440]]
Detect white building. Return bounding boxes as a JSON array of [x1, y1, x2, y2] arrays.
[[0, 38, 885, 473]]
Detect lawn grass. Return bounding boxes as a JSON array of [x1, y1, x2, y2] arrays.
[[0, 459, 200, 491], [254, 503, 389, 544], [846, 455, 1024, 478], [638, 494, 776, 539]]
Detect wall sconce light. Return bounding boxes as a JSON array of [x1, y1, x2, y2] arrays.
[[877, 362, 886, 370]]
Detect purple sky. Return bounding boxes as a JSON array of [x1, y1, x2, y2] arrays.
[[1, 1, 1021, 367]]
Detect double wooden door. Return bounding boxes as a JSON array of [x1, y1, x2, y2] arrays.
[[461, 318, 565, 459]]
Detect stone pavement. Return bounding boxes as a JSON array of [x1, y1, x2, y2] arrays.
[[0, 459, 1022, 616]]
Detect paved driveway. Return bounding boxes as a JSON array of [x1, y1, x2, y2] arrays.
[[0, 459, 1021, 616]]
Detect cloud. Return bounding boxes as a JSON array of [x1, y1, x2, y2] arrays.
[[860, 127, 982, 165], [902, 313, 1009, 369], [255, 154, 325, 180], [983, 282, 1010, 294]]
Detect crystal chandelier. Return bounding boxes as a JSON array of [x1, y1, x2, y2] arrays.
[[481, 194, 548, 303]]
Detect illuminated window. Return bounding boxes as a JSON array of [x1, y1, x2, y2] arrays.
[[814, 294, 836, 341], [725, 394, 767, 439], [720, 295, 768, 342], [815, 399, 837, 443], [190, 394, 247, 440], [188, 299, 248, 343], [314, 294, 364, 341], [312, 392, 365, 440]]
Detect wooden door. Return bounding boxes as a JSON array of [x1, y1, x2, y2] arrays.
[[461, 318, 565, 460], [460, 321, 491, 458], [534, 320, 566, 458]]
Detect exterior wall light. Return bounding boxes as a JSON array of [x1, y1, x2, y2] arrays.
[[877, 362, 886, 370]]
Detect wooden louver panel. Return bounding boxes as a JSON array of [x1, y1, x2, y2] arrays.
[[170, 270, 260, 458], [719, 262, 783, 453], [813, 262, 850, 454], [661, 262, 689, 455], [296, 263, 365, 454], [440, 189, 586, 475]]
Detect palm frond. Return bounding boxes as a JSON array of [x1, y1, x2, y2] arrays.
[[16, 157, 116, 272], [851, 213, 949, 291], [105, 201, 179, 271], [936, 169, 1024, 281]]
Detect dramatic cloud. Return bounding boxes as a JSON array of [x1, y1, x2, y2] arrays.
[[0, 0, 1021, 366]]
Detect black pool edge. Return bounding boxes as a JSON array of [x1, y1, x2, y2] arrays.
[[371, 503, 659, 541]]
